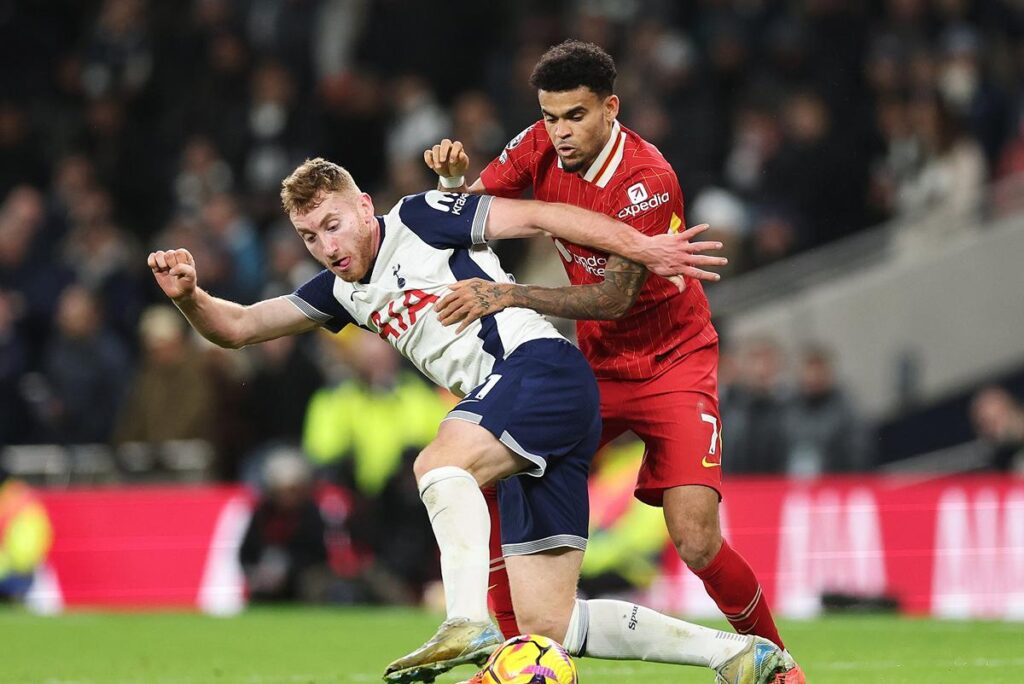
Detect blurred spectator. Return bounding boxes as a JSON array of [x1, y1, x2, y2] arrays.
[[38, 285, 129, 444], [895, 92, 987, 252], [690, 187, 748, 275], [317, 71, 388, 190], [767, 90, 868, 245], [783, 345, 871, 478], [200, 192, 264, 303], [114, 305, 216, 448], [48, 154, 97, 241], [725, 102, 784, 198], [74, 96, 160, 230], [261, 221, 320, 298], [0, 0, 1018, 492], [239, 451, 330, 602], [0, 289, 29, 445], [238, 335, 325, 474], [0, 186, 73, 357], [936, 25, 1011, 165], [303, 333, 448, 602], [868, 96, 920, 223], [386, 75, 450, 166], [450, 90, 505, 181], [747, 207, 801, 269], [580, 439, 665, 597], [0, 103, 46, 196], [721, 338, 790, 474], [60, 188, 144, 343], [174, 137, 234, 215], [0, 466, 53, 601], [81, 0, 153, 101], [243, 61, 312, 204], [313, 0, 370, 81], [0, 466, 52, 602], [970, 386, 1024, 473]]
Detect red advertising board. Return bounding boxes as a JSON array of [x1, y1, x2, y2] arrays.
[[28, 477, 1024, 619], [33, 486, 252, 614]]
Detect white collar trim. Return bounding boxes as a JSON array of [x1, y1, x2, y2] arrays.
[[581, 120, 625, 188]]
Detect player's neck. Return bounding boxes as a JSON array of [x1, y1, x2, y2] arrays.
[[359, 216, 385, 285], [369, 216, 381, 260], [576, 120, 622, 184]]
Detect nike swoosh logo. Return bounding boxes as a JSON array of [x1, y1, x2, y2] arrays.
[[487, 584, 498, 591], [701, 457, 720, 468]]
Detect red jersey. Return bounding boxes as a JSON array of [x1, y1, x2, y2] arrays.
[[480, 120, 717, 380]]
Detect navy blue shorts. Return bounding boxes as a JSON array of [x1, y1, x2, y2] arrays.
[[445, 338, 601, 556]]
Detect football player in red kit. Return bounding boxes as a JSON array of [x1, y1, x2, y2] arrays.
[[426, 40, 804, 682]]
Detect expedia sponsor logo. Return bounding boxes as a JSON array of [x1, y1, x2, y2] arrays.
[[424, 190, 469, 216], [617, 191, 670, 219], [627, 182, 649, 203]]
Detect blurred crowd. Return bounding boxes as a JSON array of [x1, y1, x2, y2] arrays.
[[2, 3, 1024, 466], [3, 0, 1024, 605]]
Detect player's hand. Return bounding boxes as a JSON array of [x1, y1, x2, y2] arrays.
[[436, 278, 513, 333], [147, 248, 198, 302], [424, 139, 470, 180], [635, 223, 728, 289]]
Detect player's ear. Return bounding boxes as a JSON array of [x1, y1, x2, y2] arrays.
[[358, 192, 375, 221], [604, 94, 619, 123]]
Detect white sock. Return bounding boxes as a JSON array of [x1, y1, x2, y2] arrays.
[[562, 599, 750, 670], [417, 466, 490, 622]]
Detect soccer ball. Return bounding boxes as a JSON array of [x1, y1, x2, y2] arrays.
[[479, 634, 578, 684]]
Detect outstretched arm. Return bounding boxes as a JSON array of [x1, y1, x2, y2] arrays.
[[483, 198, 724, 282], [423, 139, 724, 280], [436, 254, 647, 332], [148, 248, 318, 348]]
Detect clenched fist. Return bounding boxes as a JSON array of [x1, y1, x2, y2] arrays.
[[424, 138, 470, 180], [147, 248, 198, 302]]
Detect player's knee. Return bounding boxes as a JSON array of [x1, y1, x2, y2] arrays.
[[413, 446, 443, 482], [673, 520, 722, 570]]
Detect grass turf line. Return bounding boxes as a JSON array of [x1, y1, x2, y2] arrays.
[[2, 607, 1023, 683]]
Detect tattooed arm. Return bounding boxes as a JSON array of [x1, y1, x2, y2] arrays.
[[436, 255, 647, 332]]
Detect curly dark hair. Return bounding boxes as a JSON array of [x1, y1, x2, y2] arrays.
[[529, 40, 617, 97]]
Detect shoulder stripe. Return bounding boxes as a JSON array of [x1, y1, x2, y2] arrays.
[[471, 195, 493, 244], [285, 294, 332, 323]]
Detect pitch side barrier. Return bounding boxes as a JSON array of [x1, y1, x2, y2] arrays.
[[20, 475, 1024, 620]]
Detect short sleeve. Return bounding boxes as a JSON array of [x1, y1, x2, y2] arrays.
[[478, 123, 544, 198], [397, 191, 494, 248], [605, 167, 686, 238], [286, 269, 355, 333]]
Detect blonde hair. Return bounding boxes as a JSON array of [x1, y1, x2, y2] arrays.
[[280, 157, 358, 215]]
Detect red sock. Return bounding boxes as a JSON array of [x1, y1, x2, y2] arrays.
[[693, 539, 784, 649], [483, 486, 519, 639]]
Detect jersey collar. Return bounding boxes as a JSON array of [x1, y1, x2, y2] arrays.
[[577, 120, 625, 188]]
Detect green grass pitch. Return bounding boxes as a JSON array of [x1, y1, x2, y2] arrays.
[[3, 606, 1022, 683]]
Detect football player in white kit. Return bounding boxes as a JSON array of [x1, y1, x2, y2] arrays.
[[147, 158, 789, 684]]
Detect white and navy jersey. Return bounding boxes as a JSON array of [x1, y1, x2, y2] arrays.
[[286, 191, 564, 397]]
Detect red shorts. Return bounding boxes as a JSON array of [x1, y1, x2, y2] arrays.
[[597, 342, 723, 506]]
